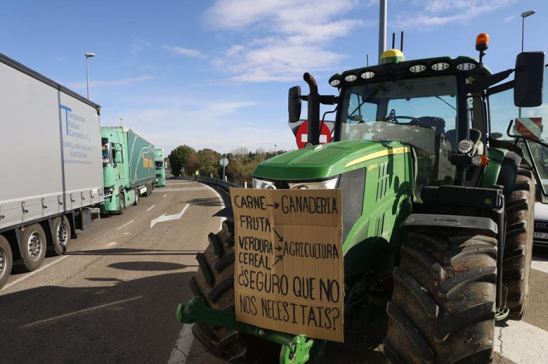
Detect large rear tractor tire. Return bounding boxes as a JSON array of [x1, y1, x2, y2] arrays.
[[384, 228, 497, 364], [189, 220, 279, 363], [0, 235, 13, 289], [503, 170, 535, 319]]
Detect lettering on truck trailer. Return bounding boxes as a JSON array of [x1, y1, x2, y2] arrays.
[[143, 156, 154, 168]]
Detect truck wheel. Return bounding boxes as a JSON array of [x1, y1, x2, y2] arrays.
[[118, 193, 126, 215], [146, 183, 152, 197], [189, 221, 279, 363], [0, 235, 13, 289], [134, 189, 140, 206], [384, 227, 497, 364], [504, 171, 535, 319], [20, 224, 47, 271], [51, 216, 71, 256]]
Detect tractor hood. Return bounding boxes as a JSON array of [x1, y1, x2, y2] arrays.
[[253, 140, 408, 180]]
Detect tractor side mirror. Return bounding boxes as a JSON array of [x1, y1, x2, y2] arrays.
[[113, 143, 123, 164], [288, 86, 302, 123], [514, 52, 545, 107]]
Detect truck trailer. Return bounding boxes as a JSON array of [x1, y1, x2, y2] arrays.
[[0, 53, 104, 288], [154, 148, 166, 187], [101, 127, 156, 214]]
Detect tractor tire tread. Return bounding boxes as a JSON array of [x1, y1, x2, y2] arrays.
[[385, 228, 497, 364], [189, 226, 278, 363], [503, 172, 534, 319]]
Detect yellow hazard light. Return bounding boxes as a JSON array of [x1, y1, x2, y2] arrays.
[[475, 33, 489, 52], [380, 49, 405, 64]]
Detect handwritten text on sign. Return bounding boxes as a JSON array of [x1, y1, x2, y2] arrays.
[[231, 188, 344, 342]]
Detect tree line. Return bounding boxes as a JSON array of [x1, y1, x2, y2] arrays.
[[168, 145, 286, 184]]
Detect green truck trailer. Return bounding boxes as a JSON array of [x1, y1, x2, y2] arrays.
[[154, 148, 166, 187], [101, 127, 156, 214]]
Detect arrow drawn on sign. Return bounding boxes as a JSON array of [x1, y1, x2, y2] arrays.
[[272, 227, 283, 242], [150, 204, 189, 228], [273, 255, 284, 267], [266, 202, 279, 209]]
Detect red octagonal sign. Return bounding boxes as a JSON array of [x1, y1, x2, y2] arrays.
[[295, 121, 332, 149]]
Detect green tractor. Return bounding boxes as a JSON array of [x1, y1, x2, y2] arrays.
[[178, 36, 546, 363]]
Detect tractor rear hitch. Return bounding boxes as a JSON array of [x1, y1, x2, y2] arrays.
[[177, 297, 314, 364]]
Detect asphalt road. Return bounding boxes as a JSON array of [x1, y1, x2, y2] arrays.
[[0, 179, 222, 364], [1, 179, 547, 363]]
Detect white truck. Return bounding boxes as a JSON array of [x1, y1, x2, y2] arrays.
[[0, 53, 104, 289]]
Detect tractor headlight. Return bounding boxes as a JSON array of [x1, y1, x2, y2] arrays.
[[288, 177, 339, 190], [252, 178, 276, 189], [457, 139, 474, 154]]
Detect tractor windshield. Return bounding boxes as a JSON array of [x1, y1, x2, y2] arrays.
[[339, 75, 459, 185], [340, 75, 458, 150]]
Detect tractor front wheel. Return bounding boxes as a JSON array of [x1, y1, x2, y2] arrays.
[[189, 220, 279, 363], [384, 227, 497, 364]]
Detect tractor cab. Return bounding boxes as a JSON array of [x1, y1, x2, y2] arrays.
[[332, 53, 483, 192], [286, 36, 545, 201]]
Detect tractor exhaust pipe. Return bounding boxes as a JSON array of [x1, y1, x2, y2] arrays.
[[303, 72, 320, 145]]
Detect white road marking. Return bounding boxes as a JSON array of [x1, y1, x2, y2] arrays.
[[146, 204, 156, 212], [2, 255, 70, 291], [20, 296, 143, 328], [115, 219, 134, 231], [168, 183, 227, 363], [168, 324, 195, 364], [495, 319, 548, 363], [163, 193, 167, 198], [201, 184, 226, 231], [150, 204, 189, 228], [531, 259, 548, 274], [105, 241, 118, 248]]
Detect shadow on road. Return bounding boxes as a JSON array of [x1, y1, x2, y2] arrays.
[[533, 245, 548, 260], [68, 247, 202, 256], [109, 261, 187, 271], [0, 272, 195, 364]]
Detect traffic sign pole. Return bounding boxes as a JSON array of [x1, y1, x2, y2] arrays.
[[219, 157, 229, 181]]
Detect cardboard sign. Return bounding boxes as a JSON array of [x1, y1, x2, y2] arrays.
[[231, 188, 344, 342]]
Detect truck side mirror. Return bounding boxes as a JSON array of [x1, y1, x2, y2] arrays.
[[514, 52, 545, 107], [288, 86, 302, 123], [113, 143, 123, 164]]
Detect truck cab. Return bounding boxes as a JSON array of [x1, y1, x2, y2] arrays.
[[154, 148, 166, 187], [101, 126, 156, 214]]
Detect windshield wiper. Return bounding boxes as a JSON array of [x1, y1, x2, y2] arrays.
[[435, 95, 457, 111], [348, 81, 387, 117]]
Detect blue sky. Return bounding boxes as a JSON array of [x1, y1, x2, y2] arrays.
[[0, 0, 546, 154]]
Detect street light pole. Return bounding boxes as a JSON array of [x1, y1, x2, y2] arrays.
[[519, 10, 535, 117], [521, 10, 535, 52], [84, 52, 95, 99]]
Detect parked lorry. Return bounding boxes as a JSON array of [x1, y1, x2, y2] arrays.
[[178, 35, 547, 363], [101, 127, 156, 214], [154, 148, 166, 187], [0, 53, 104, 289]]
